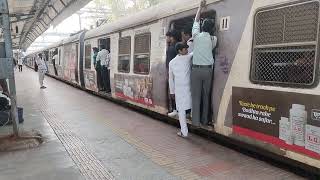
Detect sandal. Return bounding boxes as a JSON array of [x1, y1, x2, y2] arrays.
[[177, 132, 188, 138]]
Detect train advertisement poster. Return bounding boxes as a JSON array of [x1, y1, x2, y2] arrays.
[[232, 87, 320, 159], [63, 44, 78, 83], [114, 74, 153, 106], [84, 70, 97, 91]]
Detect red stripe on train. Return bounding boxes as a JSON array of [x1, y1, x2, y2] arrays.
[[233, 125, 320, 159]]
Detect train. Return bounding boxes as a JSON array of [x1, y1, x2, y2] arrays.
[[25, 0, 320, 173]]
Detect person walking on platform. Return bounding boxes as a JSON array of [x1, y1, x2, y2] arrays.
[[96, 45, 111, 93], [18, 57, 23, 72], [93, 47, 102, 91], [166, 30, 180, 117], [191, 0, 217, 127], [169, 42, 193, 138], [35, 54, 48, 89]]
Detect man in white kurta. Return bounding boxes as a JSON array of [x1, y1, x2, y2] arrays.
[[35, 54, 48, 89], [169, 43, 193, 137]]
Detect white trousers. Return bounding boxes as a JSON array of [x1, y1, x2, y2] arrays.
[[38, 71, 45, 87], [178, 110, 188, 137]]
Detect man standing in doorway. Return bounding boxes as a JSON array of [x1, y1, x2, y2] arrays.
[[52, 50, 58, 76], [96, 45, 111, 93], [169, 42, 193, 138], [35, 53, 48, 89], [191, 0, 217, 127], [93, 47, 102, 91]]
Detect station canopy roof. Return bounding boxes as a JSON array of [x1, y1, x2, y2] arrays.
[[7, 0, 91, 50]]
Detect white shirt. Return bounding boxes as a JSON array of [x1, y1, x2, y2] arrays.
[[192, 22, 217, 65], [96, 49, 110, 67], [18, 58, 23, 65], [169, 53, 193, 111], [35, 57, 47, 72], [53, 54, 58, 64]]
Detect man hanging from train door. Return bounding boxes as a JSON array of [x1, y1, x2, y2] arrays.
[[97, 45, 111, 93], [191, 0, 217, 127], [169, 42, 193, 138], [52, 49, 58, 76], [93, 47, 103, 91]]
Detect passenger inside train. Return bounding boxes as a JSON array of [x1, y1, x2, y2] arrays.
[[166, 30, 180, 117]]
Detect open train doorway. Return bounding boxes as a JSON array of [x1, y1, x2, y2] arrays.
[[169, 10, 217, 124], [98, 37, 111, 93]]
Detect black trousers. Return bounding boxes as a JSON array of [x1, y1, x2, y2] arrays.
[[167, 82, 176, 112], [18, 65, 22, 72], [96, 67, 102, 90], [101, 66, 111, 93]]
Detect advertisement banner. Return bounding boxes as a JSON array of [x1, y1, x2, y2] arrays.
[[84, 70, 97, 91], [114, 74, 153, 106], [63, 44, 78, 83], [232, 87, 320, 159]]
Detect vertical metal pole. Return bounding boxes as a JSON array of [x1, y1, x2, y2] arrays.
[[1, 0, 19, 136]]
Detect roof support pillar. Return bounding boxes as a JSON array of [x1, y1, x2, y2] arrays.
[[0, 0, 20, 136]]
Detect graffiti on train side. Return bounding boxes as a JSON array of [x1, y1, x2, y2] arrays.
[[233, 87, 320, 159], [114, 74, 153, 106], [84, 70, 97, 91]]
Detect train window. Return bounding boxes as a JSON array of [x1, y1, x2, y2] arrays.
[[118, 37, 131, 73], [134, 33, 151, 75], [251, 1, 320, 87], [84, 44, 92, 69]]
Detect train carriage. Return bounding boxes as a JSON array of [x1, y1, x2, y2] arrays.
[[25, 0, 320, 173]]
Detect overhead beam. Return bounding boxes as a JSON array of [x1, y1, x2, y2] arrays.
[[49, 4, 59, 14], [10, 16, 33, 23], [44, 12, 53, 21], [59, 0, 66, 7]]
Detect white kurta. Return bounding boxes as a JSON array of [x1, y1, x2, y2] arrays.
[[36, 57, 47, 73], [169, 53, 192, 111]]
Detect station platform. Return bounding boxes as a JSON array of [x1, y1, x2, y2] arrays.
[[0, 68, 305, 180]]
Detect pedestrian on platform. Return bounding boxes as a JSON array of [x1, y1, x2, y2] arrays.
[[166, 30, 180, 117], [18, 57, 23, 72], [191, 0, 217, 127], [96, 45, 111, 93], [169, 42, 193, 138], [35, 54, 47, 89]]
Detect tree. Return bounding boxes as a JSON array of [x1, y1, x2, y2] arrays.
[[93, 0, 167, 22]]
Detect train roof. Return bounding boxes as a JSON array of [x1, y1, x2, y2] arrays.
[[84, 0, 222, 39], [26, 0, 222, 56]]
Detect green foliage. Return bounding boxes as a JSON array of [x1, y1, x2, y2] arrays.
[[93, 0, 167, 21]]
